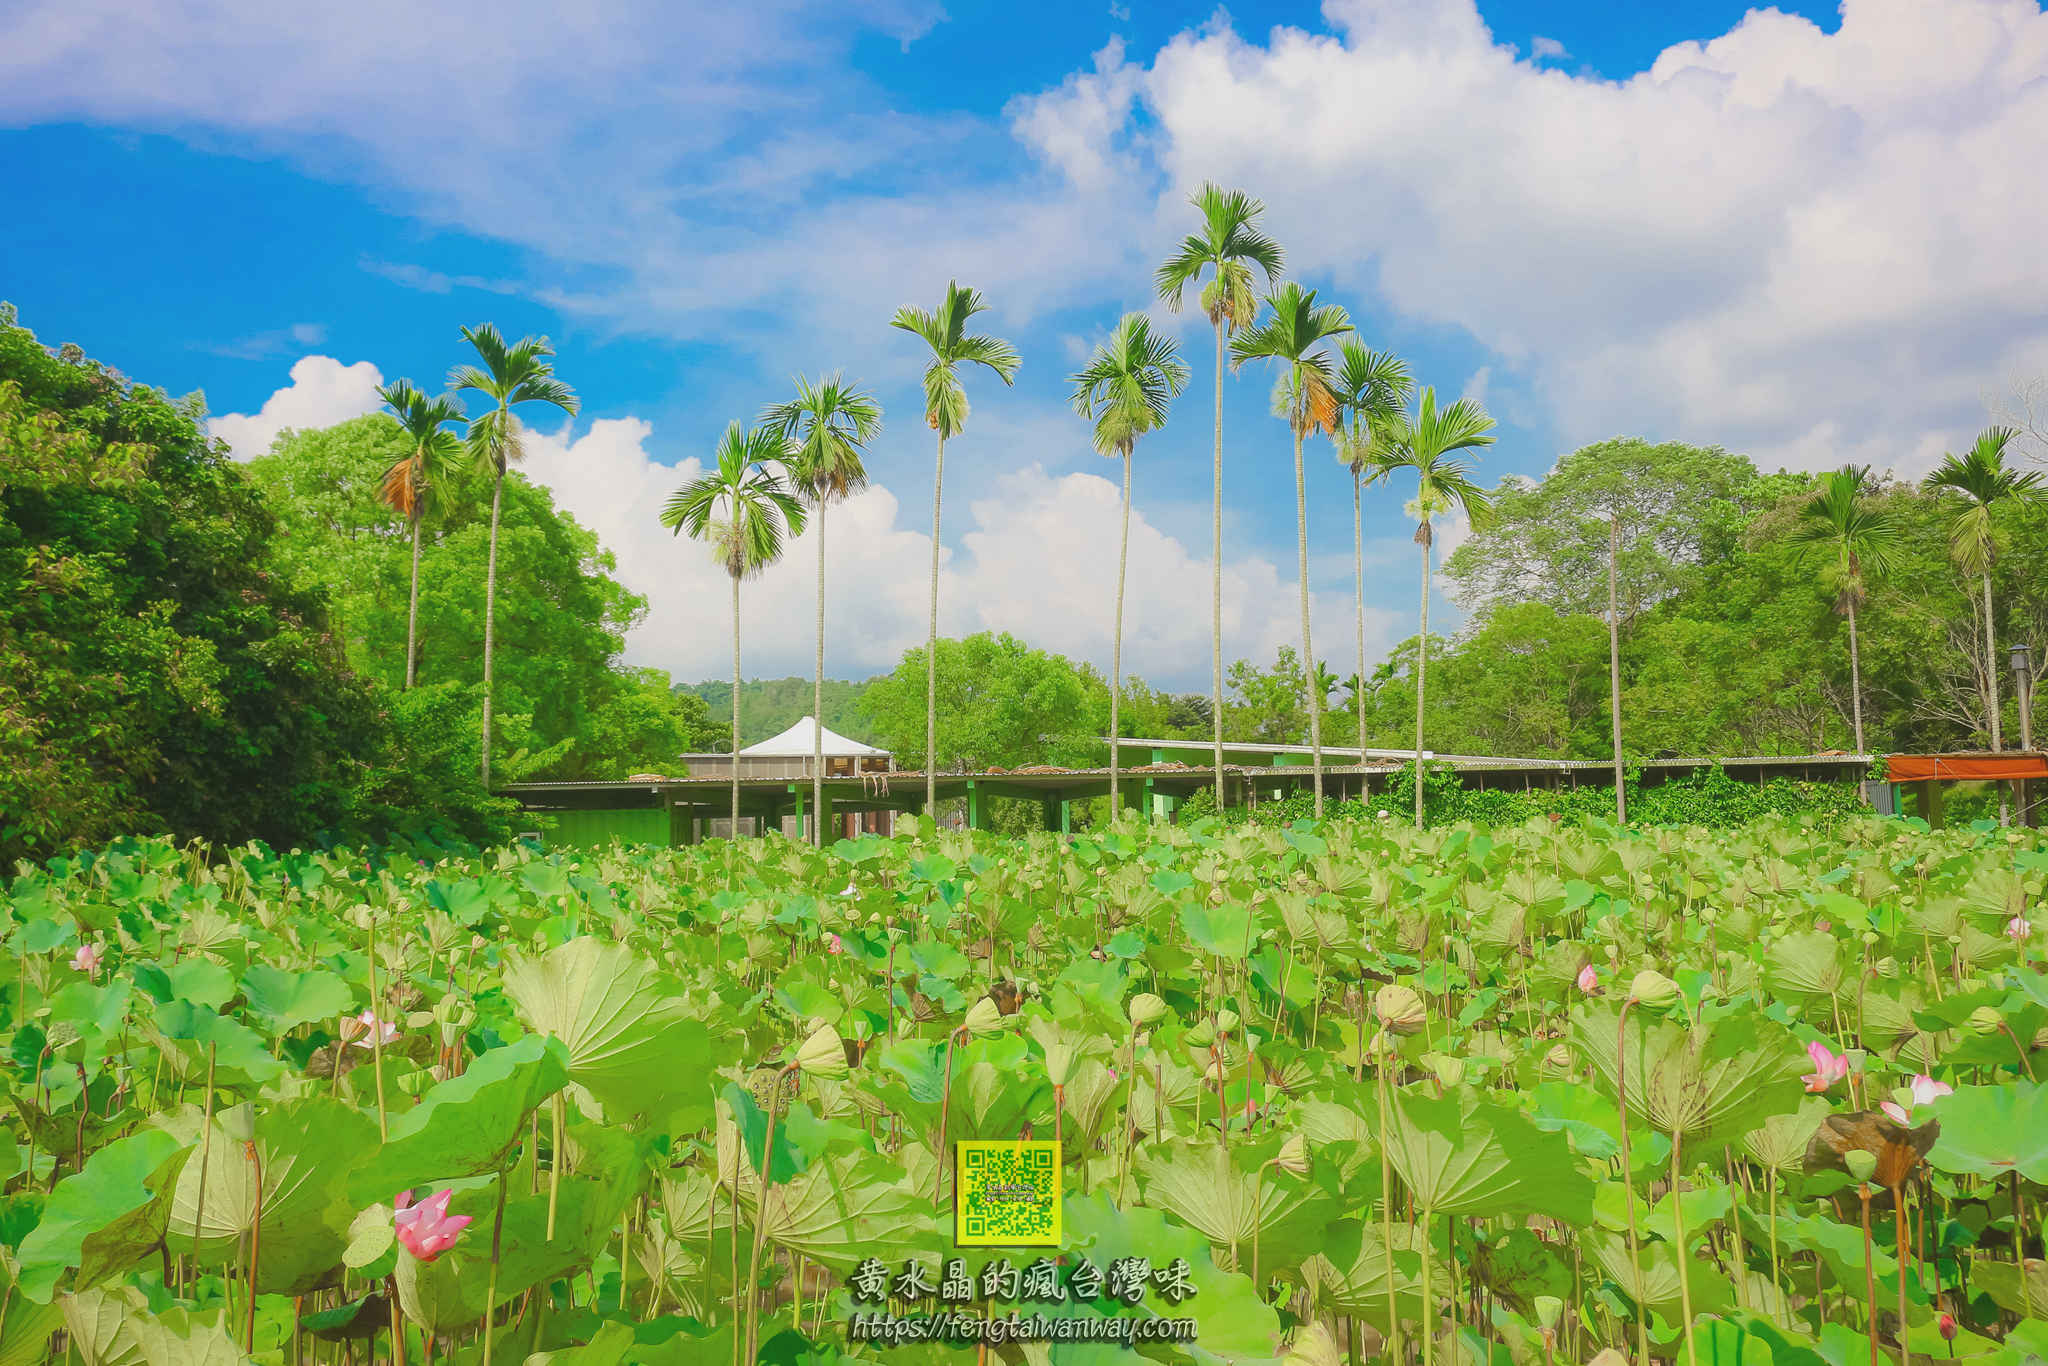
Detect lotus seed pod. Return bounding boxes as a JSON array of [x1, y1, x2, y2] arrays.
[[1374, 984, 1427, 1035], [1967, 1005, 2003, 1037], [1874, 956, 1899, 978], [1543, 1044, 1574, 1073], [1127, 993, 1168, 1027], [1533, 1295, 1564, 1329], [794, 1023, 849, 1080], [1628, 970, 1680, 1010], [1274, 1133, 1309, 1175], [1282, 1323, 1344, 1366], [1862, 930, 1880, 946], [1185, 1020, 1216, 1049], [1425, 1053, 1467, 1087], [1843, 1149, 1878, 1184], [964, 997, 1005, 1038], [1043, 1041, 1076, 1087], [1215, 1008, 1241, 1035]]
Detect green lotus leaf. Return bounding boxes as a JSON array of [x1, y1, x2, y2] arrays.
[[1574, 1006, 1805, 1153], [394, 1175, 626, 1334], [1924, 1081, 2048, 1182], [237, 965, 353, 1034], [166, 1096, 377, 1295], [1382, 1086, 1596, 1222], [61, 1286, 249, 1366], [348, 1033, 571, 1203], [16, 1127, 190, 1301], [502, 937, 720, 1127]]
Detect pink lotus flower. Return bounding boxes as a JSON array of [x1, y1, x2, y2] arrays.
[[1802, 1040, 1850, 1093], [1576, 964, 1600, 995], [823, 932, 843, 955], [1907, 1073, 1952, 1107], [1880, 1073, 1952, 1125], [341, 1010, 400, 1051], [1939, 1313, 1957, 1342], [1815, 919, 1832, 933], [393, 1189, 471, 1262], [2009, 915, 2032, 942], [71, 942, 103, 977]]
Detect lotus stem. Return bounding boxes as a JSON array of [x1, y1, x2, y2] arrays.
[[1892, 1181, 1910, 1366], [368, 913, 389, 1142], [747, 1064, 795, 1364], [1614, 1001, 1649, 1366], [1376, 1051, 1402, 1366], [1672, 1125, 1697, 1366], [547, 1092, 565, 1241], [244, 1138, 263, 1352], [1859, 1183, 1880, 1366], [481, 1162, 509, 1366]]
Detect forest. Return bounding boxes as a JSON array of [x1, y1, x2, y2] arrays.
[[3, 302, 2043, 864]]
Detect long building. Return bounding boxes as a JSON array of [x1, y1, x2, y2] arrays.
[[503, 732, 1883, 849]]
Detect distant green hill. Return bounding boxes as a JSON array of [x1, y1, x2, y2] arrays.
[[679, 676, 883, 750]]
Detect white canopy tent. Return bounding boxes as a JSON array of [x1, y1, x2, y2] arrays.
[[738, 716, 889, 758]]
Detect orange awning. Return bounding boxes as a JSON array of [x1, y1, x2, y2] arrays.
[[1888, 753, 2048, 782]]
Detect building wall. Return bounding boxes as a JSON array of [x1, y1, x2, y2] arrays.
[[545, 807, 672, 850]]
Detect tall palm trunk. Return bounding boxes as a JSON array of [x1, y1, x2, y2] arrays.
[[405, 512, 423, 690], [481, 465, 504, 785], [1211, 320, 1227, 817], [1608, 514, 1626, 822], [1414, 530, 1431, 829], [731, 575, 742, 835], [1846, 595, 1865, 754], [1111, 449, 1131, 814], [1983, 570, 2003, 750], [1293, 426, 1322, 818], [1353, 471, 1365, 763], [814, 504, 827, 847], [927, 432, 947, 817]]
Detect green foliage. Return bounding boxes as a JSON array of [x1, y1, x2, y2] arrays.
[[0, 309, 511, 861], [857, 631, 1108, 771], [680, 675, 878, 749], [0, 815, 2039, 1356], [1180, 762, 1867, 829]]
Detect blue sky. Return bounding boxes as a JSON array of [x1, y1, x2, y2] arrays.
[[4, 0, 2044, 689]]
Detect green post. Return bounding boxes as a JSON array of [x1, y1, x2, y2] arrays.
[[817, 786, 836, 844], [788, 783, 804, 840], [1041, 797, 1061, 833], [966, 780, 989, 832], [1144, 776, 1159, 823], [1060, 798, 1071, 837]]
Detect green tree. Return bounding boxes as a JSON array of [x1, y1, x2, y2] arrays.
[[450, 324, 580, 784], [661, 423, 807, 831], [1155, 183, 1286, 812], [1786, 465, 1900, 754], [1224, 646, 1309, 744], [249, 416, 648, 771], [1368, 388, 1496, 827], [1068, 312, 1189, 811], [373, 379, 465, 690], [889, 282, 1020, 813], [857, 632, 1105, 775], [1331, 342, 1414, 756], [1924, 426, 2043, 752], [1230, 282, 1353, 816], [760, 374, 882, 844], [0, 306, 510, 859]]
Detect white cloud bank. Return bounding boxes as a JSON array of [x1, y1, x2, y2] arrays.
[[212, 361, 1389, 685], [207, 355, 384, 459], [12, 0, 2044, 476]]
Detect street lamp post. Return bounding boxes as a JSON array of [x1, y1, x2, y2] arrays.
[[2012, 643, 2036, 827]]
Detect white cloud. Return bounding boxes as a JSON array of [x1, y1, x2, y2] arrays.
[[206, 355, 383, 459], [1460, 365, 1491, 406], [507, 410, 1387, 687], [1009, 0, 2048, 477], [1529, 35, 1567, 61]]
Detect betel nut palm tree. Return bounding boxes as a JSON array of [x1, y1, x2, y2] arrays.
[[1155, 184, 1284, 814], [1230, 283, 1352, 817], [889, 282, 1020, 815], [1924, 426, 2043, 754], [1367, 388, 1496, 828], [661, 423, 807, 835], [1789, 465, 1900, 755], [374, 379, 465, 690], [1331, 343, 1415, 758], [449, 325, 579, 785], [1069, 313, 1190, 813], [760, 376, 882, 845]]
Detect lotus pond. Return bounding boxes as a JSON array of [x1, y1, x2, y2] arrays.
[[2, 813, 2046, 1366]]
